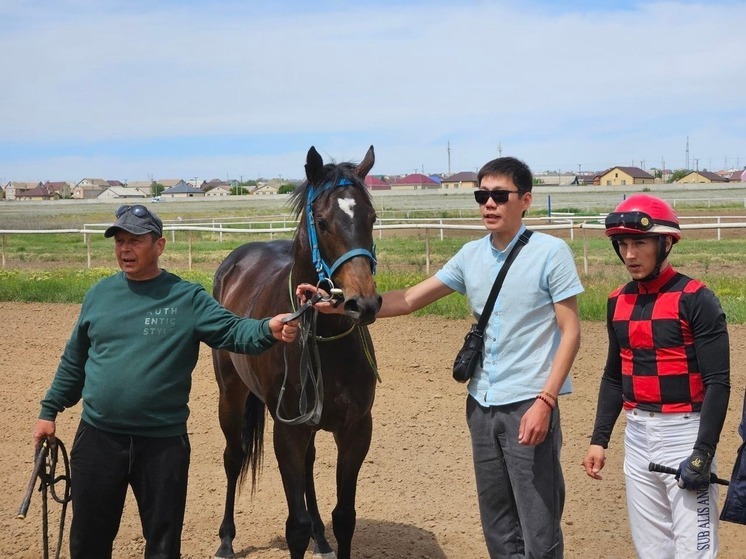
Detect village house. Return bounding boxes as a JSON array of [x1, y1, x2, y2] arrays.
[[677, 170, 730, 184], [390, 173, 440, 191], [3, 181, 43, 201], [364, 175, 390, 190], [597, 166, 655, 186], [440, 171, 478, 190]]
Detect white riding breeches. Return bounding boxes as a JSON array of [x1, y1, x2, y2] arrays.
[[623, 409, 719, 559]]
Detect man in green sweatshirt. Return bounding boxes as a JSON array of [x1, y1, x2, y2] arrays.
[[32, 204, 299, 559]]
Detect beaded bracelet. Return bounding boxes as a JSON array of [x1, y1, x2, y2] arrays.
[[541, 390, 557, 402], [536, 394, 555, 410]]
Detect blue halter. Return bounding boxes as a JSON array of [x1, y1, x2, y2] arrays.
[[305, 177, 377, 284]]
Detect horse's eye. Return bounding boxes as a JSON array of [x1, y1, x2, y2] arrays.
[[315, 218, 329, 232]]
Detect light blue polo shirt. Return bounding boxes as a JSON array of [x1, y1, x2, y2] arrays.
[[435, 225, 584, 406]]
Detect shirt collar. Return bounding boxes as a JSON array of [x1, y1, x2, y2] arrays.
[[636, 264, 676, 293], [489, 224, 527, 257]]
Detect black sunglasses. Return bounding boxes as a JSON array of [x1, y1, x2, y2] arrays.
[[474, 189, 520, 205], [115, 204, 154, 219], [604, 211, 654, 232]]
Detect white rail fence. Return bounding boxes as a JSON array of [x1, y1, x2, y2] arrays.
[[3, 216, 746, 274]]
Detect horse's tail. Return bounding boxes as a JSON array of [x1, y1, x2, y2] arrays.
[[240, 391, 265, 495]]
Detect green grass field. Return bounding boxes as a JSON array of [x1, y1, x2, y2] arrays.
[[2, 230, 746, 322], [2, 195, 746, 321]]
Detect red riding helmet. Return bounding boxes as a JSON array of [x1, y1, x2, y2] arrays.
[[605, 194, 681, 242]]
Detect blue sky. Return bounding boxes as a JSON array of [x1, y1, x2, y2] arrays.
[[1, 0, 744, 183]]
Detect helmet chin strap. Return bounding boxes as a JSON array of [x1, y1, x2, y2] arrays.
[[611, 235, 672, 282]]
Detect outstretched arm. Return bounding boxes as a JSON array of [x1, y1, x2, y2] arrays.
[[297, 275, 454, 318]]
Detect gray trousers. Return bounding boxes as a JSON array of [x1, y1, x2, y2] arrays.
[[466, 395, 564, 559]]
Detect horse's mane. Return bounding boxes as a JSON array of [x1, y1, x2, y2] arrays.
[[288, 161, 371, 219]]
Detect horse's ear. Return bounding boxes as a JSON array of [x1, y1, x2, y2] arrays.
[[355, 145, 375, 179], [305, 146, 324, 184]]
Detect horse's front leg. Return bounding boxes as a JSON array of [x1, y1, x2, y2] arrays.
[[274, 423, 314, 559], [332, 413, 372, 559], [305, 435, 336, 558]]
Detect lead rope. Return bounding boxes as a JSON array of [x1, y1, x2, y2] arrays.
[[19, 439, 72, 559], [276, 307, 324, 425]]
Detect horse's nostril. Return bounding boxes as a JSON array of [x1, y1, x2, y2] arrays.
[[344, 299, 360, 314]]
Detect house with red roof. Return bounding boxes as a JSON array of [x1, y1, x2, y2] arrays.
[[364, 175, 390, 190], [390, 173, 439, 191]]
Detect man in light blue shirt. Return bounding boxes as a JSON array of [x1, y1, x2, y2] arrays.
[[300, 156, 583, 558]]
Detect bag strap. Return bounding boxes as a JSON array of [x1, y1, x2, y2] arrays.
[[475, 229, 533, 333]]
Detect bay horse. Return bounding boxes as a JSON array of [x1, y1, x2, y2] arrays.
[[212, 146, 381, 559]]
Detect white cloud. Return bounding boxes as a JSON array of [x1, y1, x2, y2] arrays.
[[1, 0, 745, 180]]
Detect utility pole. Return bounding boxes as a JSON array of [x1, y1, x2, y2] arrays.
[[685, 136, 690, 170], [447, 141, 451, 176], [694, 158, 699, 172], [577, 164, 582, 175], [498, 142, 502, 157]]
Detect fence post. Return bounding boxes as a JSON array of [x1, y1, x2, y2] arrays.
[[439, 219, 444, 241], [1, 234, 5, 267], [188, 231, 193, 271], [86, 233, 91, 269], [717, 216, 721, 241], [582, 226, 588, 275], [425, 229, 430, 276]]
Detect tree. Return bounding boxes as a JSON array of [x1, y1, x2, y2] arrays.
[[151, 182, 165, 196], [667, 169, 691, 183], [278, 183, 296, 194], [230, 186, 250, 195]]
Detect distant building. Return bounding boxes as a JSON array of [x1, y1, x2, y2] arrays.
[[677, 170, 729, 184], [16, 184, 59, 201], [364, 175, 390, 190], [204, 185, 232, 197], [3, 181, 43, 200], [390, 173, 439, 191], [201, 179, 233, 192], [727, 170, 745, 182], [44, 181, 73, 198], [160, 182, 205, 199], [535, 172, 577, 186], [441, 171, 478, 190], [598, 166, 655, 186], [97, 187, 147, 200], [74, 178, 109, 199]]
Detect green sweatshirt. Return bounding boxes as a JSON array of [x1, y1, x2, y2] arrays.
[[39, 270, 276, 437]]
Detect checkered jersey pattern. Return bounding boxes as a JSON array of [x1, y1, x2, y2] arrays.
[[609, 272, 706, 413]]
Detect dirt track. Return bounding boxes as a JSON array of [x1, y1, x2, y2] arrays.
[[1, 303, 744, 558]]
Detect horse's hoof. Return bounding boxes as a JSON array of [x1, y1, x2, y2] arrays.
[[312, 553, 337, 559]]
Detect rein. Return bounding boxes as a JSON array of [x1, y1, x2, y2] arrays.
[[17, 438, 72, 559]]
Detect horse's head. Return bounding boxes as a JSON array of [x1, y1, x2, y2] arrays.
[[290, 146, 382, 325]]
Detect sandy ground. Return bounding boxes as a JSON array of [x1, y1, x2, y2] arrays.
[[1, 302, 744, 558]]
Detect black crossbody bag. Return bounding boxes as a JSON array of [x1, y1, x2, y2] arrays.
[[452, 230, 533, 383]]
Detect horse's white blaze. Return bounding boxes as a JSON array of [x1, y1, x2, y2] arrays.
[[338, 196, 356, 220]]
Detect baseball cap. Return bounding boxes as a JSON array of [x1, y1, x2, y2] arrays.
[[104, 205, 164, 238]]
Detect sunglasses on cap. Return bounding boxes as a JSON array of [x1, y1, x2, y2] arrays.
[[604, 211, 654, 232], [474, 189, 520, 205], [115, 204, 155, 219]]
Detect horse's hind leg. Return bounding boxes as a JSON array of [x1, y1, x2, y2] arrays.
[[332, 413, 372, 559], [305, 435, 335, 559], [214, 352, 249, 559]]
